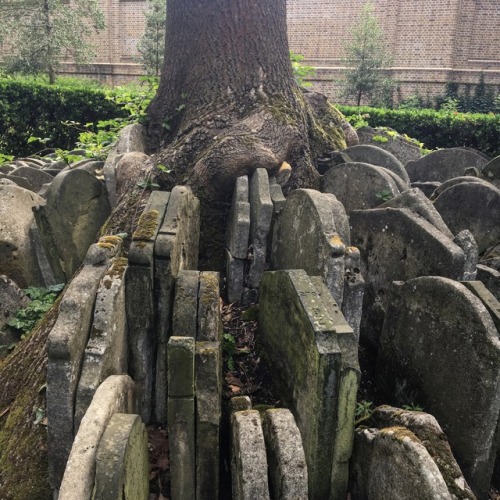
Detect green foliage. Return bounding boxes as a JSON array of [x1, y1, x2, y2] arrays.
[[376, 189, 393, 202], [7, 284, 64, 336], [345, 113, 370, 129], [355, 400, 374, 422], [338, 104, 500, 158], [339, 2, 396, 106], [223, 332, 236, 371], [290, 51, 316, 88], [402, 404, 423, 412], [0, 77, 126, 157], [137, 0, 166, 77], [0, 0, 105, 83], [372, 134, 388, 143]]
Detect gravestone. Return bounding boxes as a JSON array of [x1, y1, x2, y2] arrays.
[[231, 410, 270, 500], [168, 336, 196, 500], [341, 144, 410, 184], [376, 277, 500, 498], [154, 186, 200, 423], [476, 264, 500, 301], [322, 162, 403, 213], [94, 413, 148, 500], [259, 269, 359, 500], [433, 181, 500, 253], [263, 409, 308, 500], [429, 176, 492, 201], [0, 184, 45, 287], [58, 375, 135, 500], [75, 255, 128, 430], [350, 208, 466, 351], [0, 274, 29, 330], [351, 427, 452, 500], [405, 147, 488, 183], [370, 406, 475, 499], [272, 189, 349, 306], [10, 165, 54, 192], [126, 191, 169, 423], [34, 169, 111, 282], [47, 239, 121, 489]]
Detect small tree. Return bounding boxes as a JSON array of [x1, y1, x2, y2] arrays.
[[0, 0, 105, 84], [339, 2, 395, 106], [137, 0, 167, 77]]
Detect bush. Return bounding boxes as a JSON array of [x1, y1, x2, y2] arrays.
[[0, 76, 125, 157], [338, 105, 500, 158]]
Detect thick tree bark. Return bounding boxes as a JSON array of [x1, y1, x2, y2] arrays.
[[147, 0, 346, 201]]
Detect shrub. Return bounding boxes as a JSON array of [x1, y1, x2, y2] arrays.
[[338, 105, 500, 158]]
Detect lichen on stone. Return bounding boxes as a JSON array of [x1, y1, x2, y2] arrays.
[[132, 210, 160, 241]]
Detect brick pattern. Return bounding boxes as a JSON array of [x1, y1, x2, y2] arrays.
[[1, 0, 499, 101]]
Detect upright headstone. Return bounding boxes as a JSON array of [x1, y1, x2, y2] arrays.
[[34, 169, 111, 282], [47, 239, 121, 490], [126, 191, 168, 423], [154, 186, 200, 423], [259, 270, 359, 500], [377, 277, 500, 498]]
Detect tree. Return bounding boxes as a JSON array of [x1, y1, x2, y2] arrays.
[[136, 0, 167, 78], [147, 0, 346, 202], [339, 2, 395, 106], [0, 0, 105, 84]]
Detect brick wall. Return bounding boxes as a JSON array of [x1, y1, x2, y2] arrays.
[[1, 0, 499, 102]]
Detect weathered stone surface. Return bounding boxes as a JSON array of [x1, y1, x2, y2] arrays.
[[231, 410, 270, 500], [411, 181, 441, 198], [433, 181, 500, 253], [226, 249, 245, 304], [103, 123, 146, 206], [195, 341, 222, 500], [229, 395, 252, 413], [198, 271, 221, 341], [461, 280, 500, 330], [322, 162, 403, 213], [371, 406, 476, 499], [405, 147, 489, 183], [0, 172, 33, 190], [75, 256, 128, 431], [476, 264, 500, 301], [342, 144, 411, 184], [28, 220, 57, 286], [377, 277, 500, 498], [168, 337, 195, 500], [259, 270, 359, 500], [94, 413, 148, 500], [272, 189, 349, 305], [350, 208, 466, 350], [154, 186, 200, 423], [115, 151, 152, 199], [47, 239, 120, 489], [429, 176, 492, 201], [482, 155, 500, 182], [248, 168, 273, 287], [34, 169, 111, 282], [380, 187, 454, 239], [0, 274, 29, 330], [58, 375, 135, 500], [72, 159, 105, 175], [351, 427, 452, 500], [10, 165, 54, 192], [0, 184, 46, 287], [227, 176, 250, 259], [356, 126, 422, 164], [263, 409, 308, 500], [341, 247, 365, 341], [126, 191, 168, 423], [453, 230, 478, 280], [173, 270, 200, 338]]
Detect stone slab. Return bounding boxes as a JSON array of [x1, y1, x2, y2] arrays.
[[263, 409, 308, 500], [198, 271, 221, 341], [377, 277, 500, 498], [195, 341, 222, 500], [476, 264, 500, 301], [226, 176, 250, 259], [11, 165, 54, 192], [47, 240, 120, 489], [58, 375, 135, 500], [168, 336, 195, 398], [94, 413, 149, 500], [231, 410, 270, 500], [272, 188, 349, 305], [172, 270, 200, 338], [75, 256, 128, 431]]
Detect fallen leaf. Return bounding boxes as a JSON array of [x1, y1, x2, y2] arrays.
[[229, 385, 241, 393]]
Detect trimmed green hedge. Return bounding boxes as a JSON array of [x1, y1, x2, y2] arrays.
[[0, 78, 125, 157], [338, 105, 500, 158]]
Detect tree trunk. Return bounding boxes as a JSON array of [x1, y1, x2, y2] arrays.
[[147, 0, 345, 201]]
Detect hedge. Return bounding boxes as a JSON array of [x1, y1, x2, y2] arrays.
[[0, 78, 125, 157], [338, 105, 500, 159]]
